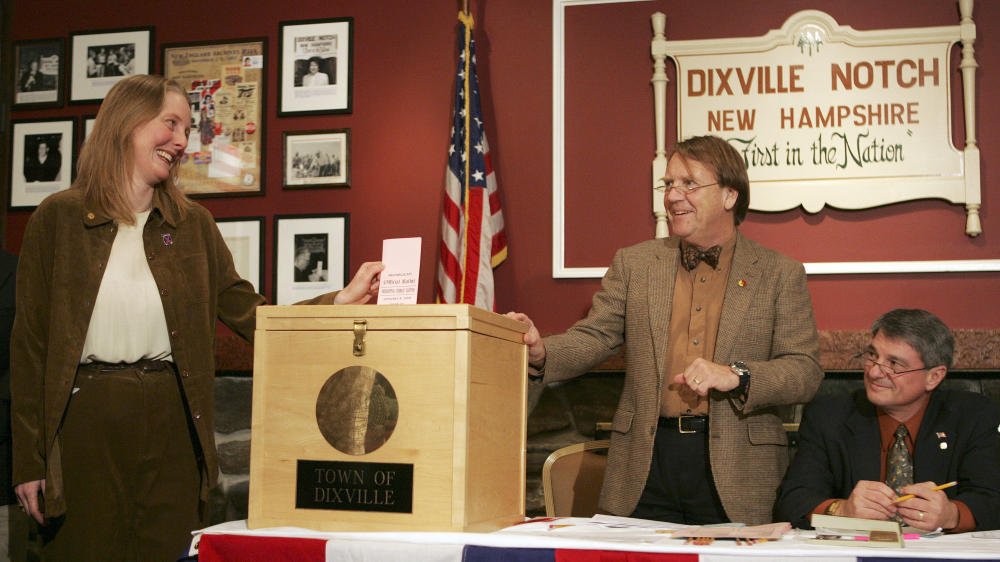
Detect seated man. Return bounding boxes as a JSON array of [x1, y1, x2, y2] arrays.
[[775, 309, 1000, 532]]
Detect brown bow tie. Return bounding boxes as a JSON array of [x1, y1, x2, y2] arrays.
[[682, 245, 722, 271]]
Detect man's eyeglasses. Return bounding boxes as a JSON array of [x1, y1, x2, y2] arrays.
[[854, 350, 928, 378], [654, 180, 719, 196]]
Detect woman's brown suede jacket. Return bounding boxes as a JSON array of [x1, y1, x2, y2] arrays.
[[11, 188, 266, 517]]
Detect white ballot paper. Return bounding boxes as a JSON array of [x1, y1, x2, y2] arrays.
[[377, 237, 422, 305]]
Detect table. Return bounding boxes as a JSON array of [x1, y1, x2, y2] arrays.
[[188, 518, 1000, 562]]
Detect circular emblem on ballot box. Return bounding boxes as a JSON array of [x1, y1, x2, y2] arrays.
[[316, 366, 399, 455]]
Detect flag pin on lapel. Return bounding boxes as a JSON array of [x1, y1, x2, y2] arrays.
[[162, 233, 174, 246], [936, 432, 947, 438]]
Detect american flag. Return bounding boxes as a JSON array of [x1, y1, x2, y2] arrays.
[[436, 11, 507, 310]]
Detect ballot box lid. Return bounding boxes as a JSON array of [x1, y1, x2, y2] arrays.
[[256, 304, 528, 344]]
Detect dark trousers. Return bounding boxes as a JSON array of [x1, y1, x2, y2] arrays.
[[629, 417, 729, 524], [43, 360, 202, 561]]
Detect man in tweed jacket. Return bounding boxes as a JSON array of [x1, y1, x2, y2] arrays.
[[509, 135, 823, 525]]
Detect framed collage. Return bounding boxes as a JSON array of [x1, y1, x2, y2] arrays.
[[162, 38, 267, 197]]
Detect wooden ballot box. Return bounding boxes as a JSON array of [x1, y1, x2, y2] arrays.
[[248, 304, 529, 532]]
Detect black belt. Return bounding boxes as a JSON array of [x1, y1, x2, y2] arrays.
[[658, 415, 708, 434], [79, 359, 174, 373]]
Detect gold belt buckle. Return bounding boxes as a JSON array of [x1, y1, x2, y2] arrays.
[[678, 415, 696, 434]]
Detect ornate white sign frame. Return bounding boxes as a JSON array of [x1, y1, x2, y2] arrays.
[[552, 0, 1000, 278]]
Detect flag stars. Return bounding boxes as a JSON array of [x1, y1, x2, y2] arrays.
[[472, 170, 484, 181], [474, 142, 484, 153]]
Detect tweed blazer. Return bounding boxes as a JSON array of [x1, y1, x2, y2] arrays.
[[775, 389, 1000, 530], [542, 232, 823, 525]]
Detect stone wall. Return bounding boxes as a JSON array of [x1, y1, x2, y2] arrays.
[[208, 375, 253, 524], [210, 328, 1000, 523]]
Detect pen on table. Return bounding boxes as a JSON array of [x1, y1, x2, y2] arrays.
[[854, 534, 921, 541], [892, 480, 957, 503]]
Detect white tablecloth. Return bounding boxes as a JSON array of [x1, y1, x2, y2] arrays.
[[190, 517, 1000, 561]]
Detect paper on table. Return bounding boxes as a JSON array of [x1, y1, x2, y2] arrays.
[[377, 237, 422, 305], [671, 522, 792, 539], [587, 514, 687, 530]]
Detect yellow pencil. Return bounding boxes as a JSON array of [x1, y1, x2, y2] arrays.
[[893, 480, 957, 503]]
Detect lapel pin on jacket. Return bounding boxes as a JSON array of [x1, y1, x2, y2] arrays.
[[737, 279, 747, 287], [162, 233, 174, 246]]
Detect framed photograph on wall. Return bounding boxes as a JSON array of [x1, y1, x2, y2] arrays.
[[9, 118, 76, 209], [216, 216, 265, 294], [79, 114, 97, 149], [69, 26, 153, 104], [278, 18, 353, 116], [273, 213, 349, 305], [13, 38, 65, 109], [162, 38, 267, 197], [283, 129, 350, 189]]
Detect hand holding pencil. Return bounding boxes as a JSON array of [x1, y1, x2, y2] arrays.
[[892, 480, 957, 503], [893, 481, 960, 531]]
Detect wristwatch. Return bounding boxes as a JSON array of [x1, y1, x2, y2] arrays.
[[729, 361, 750, 399], [826, 499, 842, 516]]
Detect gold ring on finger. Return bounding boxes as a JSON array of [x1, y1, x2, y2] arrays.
[[693, 378, 702, 385]]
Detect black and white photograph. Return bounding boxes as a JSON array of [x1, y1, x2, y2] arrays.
[[292, 233, 329, 283], [274, 214, 348, 304], [23, 134, 64, 183], [69, 27, 152, 103], [216, 217, 265, 294], [9, 118, 76, 209], [283, 129, 350, 188], [278, 18, 353, 116], [84, 43, 136, 77], [13, 38, 65, 109], [297, 56, 334, 88]]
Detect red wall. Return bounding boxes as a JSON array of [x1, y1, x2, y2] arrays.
[[7, 0, 999, 335]]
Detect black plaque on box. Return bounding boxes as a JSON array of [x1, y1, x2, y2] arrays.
[[295, 459, 414, 513]]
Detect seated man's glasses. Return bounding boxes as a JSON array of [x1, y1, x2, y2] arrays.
[[854, 350, 927, 378]]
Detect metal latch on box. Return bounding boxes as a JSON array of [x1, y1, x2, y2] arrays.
[[353, 320, 367, 356]]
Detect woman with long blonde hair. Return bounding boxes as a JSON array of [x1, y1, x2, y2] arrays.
[[11, 75, 382, 560]]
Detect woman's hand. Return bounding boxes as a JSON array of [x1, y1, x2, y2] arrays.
[[15, 479, 46, 525], [334, 262, 386, 305]]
